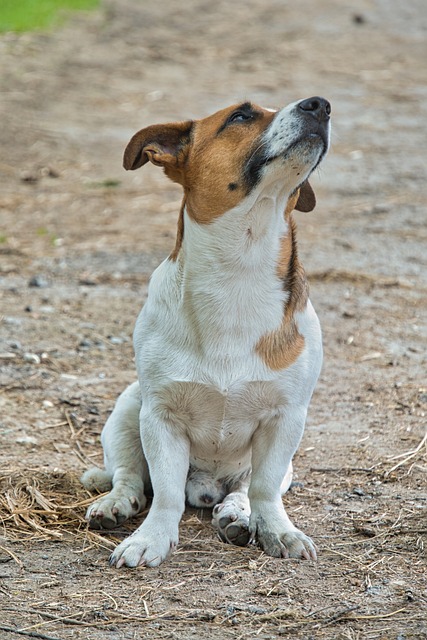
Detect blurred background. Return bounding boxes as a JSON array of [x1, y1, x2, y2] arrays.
[[0, 1, 426, 637]]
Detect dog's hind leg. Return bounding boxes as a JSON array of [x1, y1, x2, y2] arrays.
[[212, 462, 294, 547], [211, 472, 252, 547], [212, 488, 251, 547], [81, 381, 149, 529]]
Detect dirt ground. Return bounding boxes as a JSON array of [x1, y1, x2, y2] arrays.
[[0, 0, 426, 638]]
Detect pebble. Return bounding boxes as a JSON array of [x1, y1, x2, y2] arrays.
[[20, 171, 39, 183], [87, 406, 100, 415], [352, 13, 366, 25], [353, 487, 365, 496], [372, 203, 391, 214], [16, 436, 38, 446], [28, 275, 49, 288], [4, 317, 22, 326], [23, 352, 41, 364]]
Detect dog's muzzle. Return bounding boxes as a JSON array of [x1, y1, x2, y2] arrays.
[[297, 96, 331, 147]]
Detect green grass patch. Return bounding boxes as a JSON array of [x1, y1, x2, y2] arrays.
[[0, 0, 100, 33], [85, 178, 122, 189]]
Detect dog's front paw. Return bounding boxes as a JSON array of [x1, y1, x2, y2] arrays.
[[86, 491, 145, 530], [109, 526, 177, 568], [251, 515, 317, 561]]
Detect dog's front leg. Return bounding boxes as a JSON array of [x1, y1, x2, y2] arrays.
[[249, 406, 317, 561], [110, 407, 190, 568]]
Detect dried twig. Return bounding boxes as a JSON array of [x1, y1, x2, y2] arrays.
[[385, 432, 427, 476], [0, 544, 23, 567], [0, 624, 64, 640]]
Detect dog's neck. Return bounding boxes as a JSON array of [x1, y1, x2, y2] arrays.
[[167, 190, 305, 357]]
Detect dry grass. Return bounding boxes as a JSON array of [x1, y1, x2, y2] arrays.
[[0, 469, 116, 555], [383, 432, 427, 478], [0, 467, 426, 639]]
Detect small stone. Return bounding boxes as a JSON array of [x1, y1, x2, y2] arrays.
[[23, 352, 41, 364], [28, 275, 49, 288], [20, 171, 39, 183], [372, 203, 390, 214], [88, 406, 100, 415], [247, 605, 267, 614], [16, 435, 38, 445], [353, 13, 366, 25], [40, 166, 59, 178], [42, 400, 54, 408], [3, 317, 22, 326], [353, 487, 365, 496], [289, 481, 304, 490]]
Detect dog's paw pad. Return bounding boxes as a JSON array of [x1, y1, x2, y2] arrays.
[[215, 511, 250, 547], [88, 513, 118, 530], [221, 520, 251, 547]]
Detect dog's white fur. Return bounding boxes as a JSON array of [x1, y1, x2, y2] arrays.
[[82, 97, 330, 567]]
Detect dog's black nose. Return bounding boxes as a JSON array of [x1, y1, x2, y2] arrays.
[[298, 97, 331, 122]]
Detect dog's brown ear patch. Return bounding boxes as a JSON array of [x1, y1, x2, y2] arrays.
[[123, 121, 193, 171], [295, 181, 316, 212]]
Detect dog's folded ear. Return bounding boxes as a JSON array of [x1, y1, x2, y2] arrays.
[[295, 181, 316, 212], [123, 121, 193, 172]]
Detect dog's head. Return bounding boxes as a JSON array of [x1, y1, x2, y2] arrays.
[[123, 97, 330, 222]]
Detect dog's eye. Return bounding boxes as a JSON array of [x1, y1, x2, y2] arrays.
[[228, 111, 253, 124], [217, 104, 258, 134]]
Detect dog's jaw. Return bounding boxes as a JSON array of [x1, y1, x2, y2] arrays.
[[244, 99, 330, 197]]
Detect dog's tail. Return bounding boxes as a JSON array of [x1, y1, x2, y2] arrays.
[[80, 467, 113, 492]]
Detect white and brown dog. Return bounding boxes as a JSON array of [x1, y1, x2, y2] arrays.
[[82, 96, 331, 568]]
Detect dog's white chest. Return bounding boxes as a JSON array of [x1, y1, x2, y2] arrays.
[[156, 378, 284, 475]]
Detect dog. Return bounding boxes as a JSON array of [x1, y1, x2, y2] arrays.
[[81, 96, 331, 568]]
